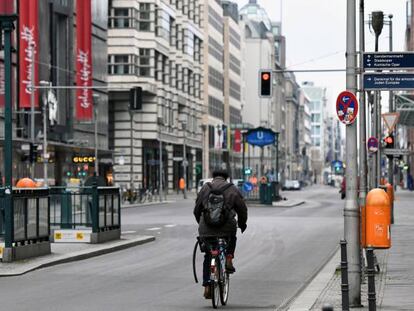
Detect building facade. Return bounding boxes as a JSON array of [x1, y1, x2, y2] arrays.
[[239, 0, 279, 179], [0, 0, 110, 186], [108, 0, 204, 191], [298, 89, 313, 184], [301, 81, 328, 183]]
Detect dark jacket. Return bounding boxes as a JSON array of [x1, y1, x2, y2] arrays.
[[194, 177, 248, 237]]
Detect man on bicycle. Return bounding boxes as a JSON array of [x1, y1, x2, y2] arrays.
[[194, 170, 248, 299]]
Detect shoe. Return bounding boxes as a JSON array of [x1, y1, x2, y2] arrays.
[[226, 255, 236, 273], [204, 286, 211, 299]]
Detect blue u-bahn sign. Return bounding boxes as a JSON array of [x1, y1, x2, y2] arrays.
[[246, 127, 277, 147]]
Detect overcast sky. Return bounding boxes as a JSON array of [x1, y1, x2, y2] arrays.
[[236, 0, 408, 116]]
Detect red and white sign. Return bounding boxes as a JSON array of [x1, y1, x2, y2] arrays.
[[382, 113, 400, 133], [19, 0, 39, 109], [233, 130, 242, 152], [367, 136, 379, 153], [76, 0, 93, 121], [336, 91, 359, 125]]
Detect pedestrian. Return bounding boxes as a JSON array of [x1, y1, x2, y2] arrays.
[[179, 177, 186, 194], [408, 173, 413, 191]]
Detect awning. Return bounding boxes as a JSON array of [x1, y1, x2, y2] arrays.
[[395, 94, 414, 127]]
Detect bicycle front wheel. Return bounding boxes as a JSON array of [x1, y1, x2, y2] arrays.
[[220, 272, 230, 305], [211, 262, 220, 308]]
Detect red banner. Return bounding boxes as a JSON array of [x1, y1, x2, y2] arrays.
[[233, 129, 242, 152], [76, 0, 93, 121], [0, 1, 14, 14], [19, 0, 39, 108]]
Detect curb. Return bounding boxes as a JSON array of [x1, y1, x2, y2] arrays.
[[121, 201, 172, 209], [276, 246, 340, 311], [0, 236, 155, 277]]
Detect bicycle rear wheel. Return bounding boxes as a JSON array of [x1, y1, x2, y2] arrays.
[[219, 272, 229, 305]]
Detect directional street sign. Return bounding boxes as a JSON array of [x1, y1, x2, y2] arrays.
[[363, 52, 414, 70], [383, 149, 413, 157], [382, 113, 400, 133], [363, 73, 414, 90], [336, 91, 358, 125]]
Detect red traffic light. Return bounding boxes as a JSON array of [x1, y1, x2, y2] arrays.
[[384, 136, 393, 144], [262, 73, 270, 81]]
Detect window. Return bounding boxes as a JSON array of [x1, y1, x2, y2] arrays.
[[208, 66, 224, 92], [312, 125, 321, 136], [156, 8, 170, 41], [108, 54, 134, 75], [229, 28, 241, 49], [208, 5, 223, 33], [138, 49, 151, 77], [311, 113, 321, 123], [229, 80, 241, 101], [229, 53, 241, 75], [184, 29, 194, 56], [208, 36, 223, 62], [208, 96, 224, 120], [230, 106, 242, 124], [139, 3, 152, 31], [109, 8, 132, 28]]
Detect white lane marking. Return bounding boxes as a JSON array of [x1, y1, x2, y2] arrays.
[[164, 224, 177, 228], [146, 227, 162, 231], [121, 231, 137, 234]]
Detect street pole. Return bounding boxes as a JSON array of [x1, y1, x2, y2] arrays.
[[183, 121, 187, 199], [358, 0, 368, 226], [159, 127, 163, 203], [372, 11, 384, 187], [30, 42, 36, 178], [1, 15, 17, 250], [94, 104, 99, 176], [388, 14, 394, 188], [242, 131, 246, 181], [43, 83, 50, 186], [345, 0, 361, 306], [130, 110, 134, 189]]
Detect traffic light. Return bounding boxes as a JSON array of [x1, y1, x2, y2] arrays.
[[259, 70, 272, 97], [129, 86, 142, 110], [29, 143, 39, 163], [384, 134, 394, 149]]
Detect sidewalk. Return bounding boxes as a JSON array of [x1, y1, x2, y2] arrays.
[[288, 189, 414, 310], [0, 232, 155, 276], [121, 192, 196, 208]]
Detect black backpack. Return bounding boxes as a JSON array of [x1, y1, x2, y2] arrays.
[[203, 182, 233, 227]]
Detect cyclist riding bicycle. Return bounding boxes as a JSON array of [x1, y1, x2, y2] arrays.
[[194, 170, 248, 299]]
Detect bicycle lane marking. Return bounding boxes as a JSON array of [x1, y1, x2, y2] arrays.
[[146, 227, 162, 231]]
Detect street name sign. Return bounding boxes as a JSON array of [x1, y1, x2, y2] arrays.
[[383, 149, 413, 157], [336, 91, 358, 125], [363, 73, 414, 90], [367, 137, 379, 153], [382, 113, 400, 133], [363, 52, 414, 70]]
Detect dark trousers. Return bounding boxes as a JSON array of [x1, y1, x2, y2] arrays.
[[202, 236, 237, 286]]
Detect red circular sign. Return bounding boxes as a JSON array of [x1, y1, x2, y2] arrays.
[[367, 136, 379, 153], [336, 91, 359, 125]]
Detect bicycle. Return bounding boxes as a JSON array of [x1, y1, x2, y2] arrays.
[[139, 188, 153, 203], [193, 237, 230, 308]]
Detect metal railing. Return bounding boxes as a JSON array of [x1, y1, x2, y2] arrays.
[[49, 186, 120, 232], [0, 188, 50, 245]]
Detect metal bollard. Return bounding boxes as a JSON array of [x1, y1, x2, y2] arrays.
[[340, 240, 349, 311], [322, 304, 334, 311], [366, 247, 377, 311]]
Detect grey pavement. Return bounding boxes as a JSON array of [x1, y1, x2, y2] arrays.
[[0, 233, 155, 276], [287, 189, 414, 311], [0, 184, 344, 311]]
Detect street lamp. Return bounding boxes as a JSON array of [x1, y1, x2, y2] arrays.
[[93, 94, 100, 176], [39, 80, 51, 186], [181, 119, 187, 199]]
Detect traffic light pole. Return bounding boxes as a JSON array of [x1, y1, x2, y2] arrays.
[[1, 15, 17, 249], [345, 0, 361, 306]]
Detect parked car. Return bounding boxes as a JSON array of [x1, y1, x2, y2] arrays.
[[283, 180, 301, 190], [197, 178, 213, 193]]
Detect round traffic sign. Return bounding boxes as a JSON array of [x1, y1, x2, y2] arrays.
[[243, 182, 253, 192], [336, 91, 359, 125], [367, 136, 379, 153]]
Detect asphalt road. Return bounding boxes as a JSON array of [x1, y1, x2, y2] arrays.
[[0, 185, 343, 311]]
